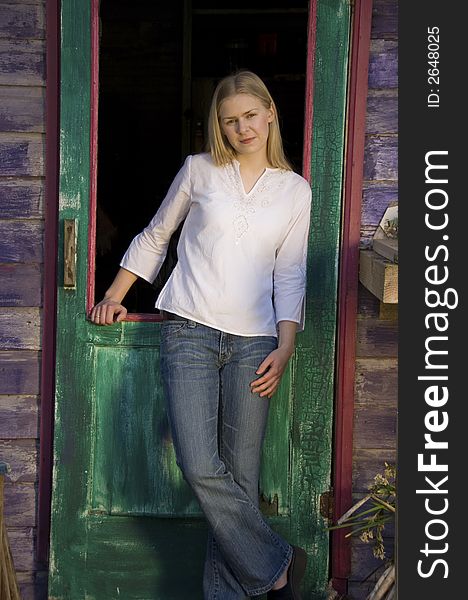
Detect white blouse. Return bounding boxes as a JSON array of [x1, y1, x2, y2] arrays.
[[120, 153, 312, 337]]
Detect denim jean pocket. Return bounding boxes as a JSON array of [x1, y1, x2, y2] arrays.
[[160, 320, 188, 338]]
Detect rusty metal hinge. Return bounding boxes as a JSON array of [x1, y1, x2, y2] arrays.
[[259, 493, 279, 516], [63, 219, 77, 288], [320, 488, 334, 522]]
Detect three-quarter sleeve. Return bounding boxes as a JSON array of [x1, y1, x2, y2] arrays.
[[273, 183, 312, 332], [120, 155, 192, 283]]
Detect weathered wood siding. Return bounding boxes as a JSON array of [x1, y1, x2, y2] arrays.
[[0, 1, 47, 598], [361, 0, 398, 248], [349, 1, 398, 598]]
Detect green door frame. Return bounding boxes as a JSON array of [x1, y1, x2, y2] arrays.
[[49, 1, 351, 598]]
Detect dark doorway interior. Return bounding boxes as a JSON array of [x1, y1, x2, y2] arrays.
[[96, 0, 308, 314]]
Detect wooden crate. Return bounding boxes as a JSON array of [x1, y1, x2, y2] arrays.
[[359, 250, 398, 304], [373, 237, 398, 263]]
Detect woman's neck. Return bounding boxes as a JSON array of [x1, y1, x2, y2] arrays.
[[234, 153, 272, 195], [235, 152, 270, 174]]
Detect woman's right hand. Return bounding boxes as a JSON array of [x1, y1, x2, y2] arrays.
[[89, 298, 127, 325]]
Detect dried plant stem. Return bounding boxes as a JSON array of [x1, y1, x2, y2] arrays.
[[337, 494, 372, 524], [343, 518, 391, 538], [385, 585, 396, 600], [367, 564, 395, 600], [370, 494, 396, 513]]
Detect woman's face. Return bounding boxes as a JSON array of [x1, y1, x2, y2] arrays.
[[219, 94, 274, 161]]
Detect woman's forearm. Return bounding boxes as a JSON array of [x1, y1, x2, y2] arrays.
[[277, 320, 297, 356], [103, 268, 139, 303]]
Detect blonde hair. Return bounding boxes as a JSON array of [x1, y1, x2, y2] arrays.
[[207, 71, 293, 171]]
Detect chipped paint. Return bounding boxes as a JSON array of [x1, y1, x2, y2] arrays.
[[58, 191, 81, 210]]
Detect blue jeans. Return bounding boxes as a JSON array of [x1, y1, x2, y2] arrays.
[[160, 318, 293, 599]]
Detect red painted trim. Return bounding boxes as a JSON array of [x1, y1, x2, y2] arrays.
[[87, 0, 99, 314], [331, 0, 373, 593], [302, 0, 318, 181], [37, 0, 60, 567], [125, 313, 164, 322]]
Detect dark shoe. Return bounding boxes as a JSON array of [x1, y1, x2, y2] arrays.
[[267, 546, 308, 600]]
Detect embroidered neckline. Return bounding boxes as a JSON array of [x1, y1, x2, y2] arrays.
[[222, 161, 288, 243], [232, 159, 278, 195]]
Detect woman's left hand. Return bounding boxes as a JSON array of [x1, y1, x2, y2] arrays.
[[250, 346, 294, 398]]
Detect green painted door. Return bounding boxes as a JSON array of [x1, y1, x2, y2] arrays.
[[49, 1, 351, 598]]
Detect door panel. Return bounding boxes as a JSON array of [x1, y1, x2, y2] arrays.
[[49, 1, 351, 598], [91, 344, 194, 516], [90, 334, 292, 518]]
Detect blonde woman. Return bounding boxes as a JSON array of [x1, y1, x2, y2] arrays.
[[90, 71, 311, 599]]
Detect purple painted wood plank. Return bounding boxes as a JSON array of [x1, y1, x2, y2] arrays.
[[0, 350, 40, 395], [365, 91, 397, 134], [0, 179, 44, 218], [0, 440, 37, 482], [0, 220, 43, 262], [353, 448, 396, 492], [350, 537, 395, 582], [0, 308, 41, 350], [371, 0, 398, 40], [356, 320, 398, 357], [353, 403, 397, 449], [0, 135, 44, 176], [6, 527, 35, 571], [3, 483, 36, 526], [17, 571, 47, 600], [0, 395, 39, 438], [361, 183, 398, 226], [354, 410, 396, 449], [0, 264, 42, 306], [355, 358, 398, 402], [368, 40, 397, 89], [363, 135, 397, 181], [0, 87, 45, 132], [0, 4, 45, 40], [0, 39, 45, 86], [357, 283, 381, 318]]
